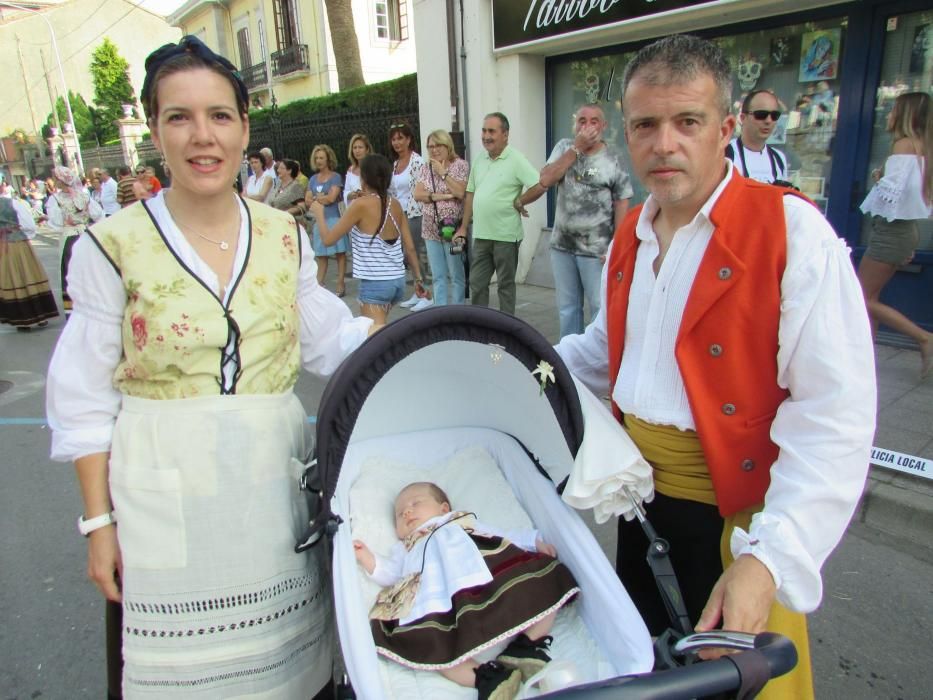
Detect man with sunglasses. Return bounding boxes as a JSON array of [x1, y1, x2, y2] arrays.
[[727, 89, 788, 184]]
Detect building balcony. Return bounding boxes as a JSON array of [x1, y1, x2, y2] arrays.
[[270, 44, 310, 78], [241, 62, 268, 92]]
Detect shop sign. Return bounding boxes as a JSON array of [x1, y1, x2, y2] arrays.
[[493, 0, 715, 50]]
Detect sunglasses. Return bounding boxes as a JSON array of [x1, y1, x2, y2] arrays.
[[389, 123, 408, 130], [747, 110, 781, 122]]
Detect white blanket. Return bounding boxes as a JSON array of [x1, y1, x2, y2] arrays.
[[331, 428, 653, 700]]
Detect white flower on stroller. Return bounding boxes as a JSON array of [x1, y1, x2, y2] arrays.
[[532, 360, 556, 395]]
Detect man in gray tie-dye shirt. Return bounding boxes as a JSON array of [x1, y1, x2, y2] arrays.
[[518, 104, 632, 337]]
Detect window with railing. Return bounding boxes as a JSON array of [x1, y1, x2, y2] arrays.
[[375, 0, 408, 42], [272, 0, 300, 50], [236, 27, 252, 71]]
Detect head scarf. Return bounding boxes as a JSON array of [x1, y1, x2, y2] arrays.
[[52, 165, 89, 209], [141, 35, 248, 120]]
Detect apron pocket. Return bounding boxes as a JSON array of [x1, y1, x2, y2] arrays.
[[110, 467, 187, 570]]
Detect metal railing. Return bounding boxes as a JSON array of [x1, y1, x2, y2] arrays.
[[270, 44, 309, 78], [241, 62, 268, 91], [248, 96, 419, 176]]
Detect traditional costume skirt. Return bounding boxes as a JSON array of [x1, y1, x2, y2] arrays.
[[617, 414, 814, 700], [110, 392, 333, 699], [370, 534, 579, 670], [0, 233, 59, 327]]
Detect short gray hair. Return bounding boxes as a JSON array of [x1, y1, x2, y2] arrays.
[[622, 35, 733, 117]]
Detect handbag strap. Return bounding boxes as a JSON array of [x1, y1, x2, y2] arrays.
[[428, 165, 441, 225]]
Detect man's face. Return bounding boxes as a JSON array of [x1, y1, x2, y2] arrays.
[[482, 117, 508, 158], [741, 92, 781, 146], [574, 106, 606, 139], [623, 73, 735, 218]]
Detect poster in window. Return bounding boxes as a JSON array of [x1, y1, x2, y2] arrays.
[[909, 24, 931, 74], [770, 36, 792, 67], [799, 29, 841, 82]]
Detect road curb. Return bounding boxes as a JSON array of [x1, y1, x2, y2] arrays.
[[857, 468, 933, 550]]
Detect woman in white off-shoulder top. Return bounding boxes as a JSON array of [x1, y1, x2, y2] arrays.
[[859, 91, 932, 379]]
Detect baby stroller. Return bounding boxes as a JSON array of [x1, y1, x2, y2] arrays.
[[296, 305, 796, 699]]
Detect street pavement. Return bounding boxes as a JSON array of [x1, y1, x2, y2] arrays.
[[1, 228, 931, 699]]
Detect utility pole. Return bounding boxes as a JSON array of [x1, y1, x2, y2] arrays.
[[15, 33, 44, 156], [40, 48, 62, 136]]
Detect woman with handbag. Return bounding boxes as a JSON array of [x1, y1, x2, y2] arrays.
[[413, 129, 469, 306]]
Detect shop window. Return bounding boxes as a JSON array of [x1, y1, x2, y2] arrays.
[[549, 17, 849, 212], [860, 9, 932, 251]]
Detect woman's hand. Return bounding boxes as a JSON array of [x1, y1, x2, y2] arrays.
[[353, 540, 376, 574], [414, 279, 430, 299], [347, 190, 362, 201], [430, 159, 448, 177], [87, 525, 123, 602], [308, 200, 325, 219], [535, 538, 557, 557]]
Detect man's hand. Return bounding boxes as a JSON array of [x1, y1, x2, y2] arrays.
[[513, 197, 529, 217], [87, 526, 123, 602], [573, 124, 601, 153], [695, 554, 776, 659]]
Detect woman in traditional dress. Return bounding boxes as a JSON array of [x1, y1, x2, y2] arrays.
[[0, 186, 59, 330], [46, 36, 374, 699], [304, 144, 346, 296], [859, 91, 933, 379], [45, 165, 103, 315]]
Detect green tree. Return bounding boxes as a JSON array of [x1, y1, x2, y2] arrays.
[[42, 92, 101, 144], [89, 37, 138, 142]]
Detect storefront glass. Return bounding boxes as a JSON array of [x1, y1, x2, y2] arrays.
[[860, 8, 932, 251], [549, 17, 849, 211]]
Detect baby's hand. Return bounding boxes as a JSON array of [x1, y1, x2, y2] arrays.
[[536, 539, 557, 558], [353, 540, 376, 574]]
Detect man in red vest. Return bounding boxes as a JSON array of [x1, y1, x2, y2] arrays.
[[556, 35, 875, 697]]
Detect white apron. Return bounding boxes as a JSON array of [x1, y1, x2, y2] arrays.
[[109, 392, 333, 698]]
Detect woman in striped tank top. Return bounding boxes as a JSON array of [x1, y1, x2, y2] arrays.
[[309, 154, 428, 325]]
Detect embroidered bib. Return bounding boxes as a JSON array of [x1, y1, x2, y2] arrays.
[[90, 200, 301, 399]]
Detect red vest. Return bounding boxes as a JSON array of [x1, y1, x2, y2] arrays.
[[607, 175, 805, 516]]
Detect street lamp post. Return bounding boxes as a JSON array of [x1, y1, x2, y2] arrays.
[[2, 0, 85, 175]]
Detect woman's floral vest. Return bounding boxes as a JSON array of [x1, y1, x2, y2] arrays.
[[89, 199, 301, 399]]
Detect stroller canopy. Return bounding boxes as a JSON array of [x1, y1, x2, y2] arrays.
[[314, 305, 586, 499]]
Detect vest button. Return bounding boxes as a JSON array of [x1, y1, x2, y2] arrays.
[[718, 267, 732, 280], [616, 271, 623, 282], [709, 343, 723, 357], [722, 402, 736, 415], [741, 459, 755, 472]]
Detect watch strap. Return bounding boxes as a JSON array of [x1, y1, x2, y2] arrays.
[[78, 511, 116, 537]]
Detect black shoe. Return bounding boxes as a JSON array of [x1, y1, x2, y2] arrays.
[[498, 633, 553, 680], [474, 660, 522, 700]]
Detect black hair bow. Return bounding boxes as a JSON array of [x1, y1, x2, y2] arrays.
[[141, 35, 248, 118]]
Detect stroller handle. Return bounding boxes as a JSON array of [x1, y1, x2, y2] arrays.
[[547, 632, 797, 699]]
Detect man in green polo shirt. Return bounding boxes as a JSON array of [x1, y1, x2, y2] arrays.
[[455, 112, 540, 314]]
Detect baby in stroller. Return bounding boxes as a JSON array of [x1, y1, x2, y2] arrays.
[[353, 481, 580, 700]]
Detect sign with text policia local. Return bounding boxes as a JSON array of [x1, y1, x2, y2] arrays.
[[492, 0, 715, 50]]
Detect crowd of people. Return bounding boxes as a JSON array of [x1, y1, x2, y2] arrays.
[[0, 26, 923, 700]]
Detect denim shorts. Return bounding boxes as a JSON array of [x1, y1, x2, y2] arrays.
[[358, 276, 406, 306]]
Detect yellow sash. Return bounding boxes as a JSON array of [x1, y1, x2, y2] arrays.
[[624, 414, 814, 699]]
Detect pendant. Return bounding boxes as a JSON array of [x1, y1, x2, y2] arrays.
[[220, 241, 229, 251]]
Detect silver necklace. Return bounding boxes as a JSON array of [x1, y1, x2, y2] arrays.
[[193, 230, 230, 251], [168, 198, 238, 251]]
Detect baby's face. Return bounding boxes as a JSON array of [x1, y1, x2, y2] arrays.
[[394, 485, 450, 539]]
